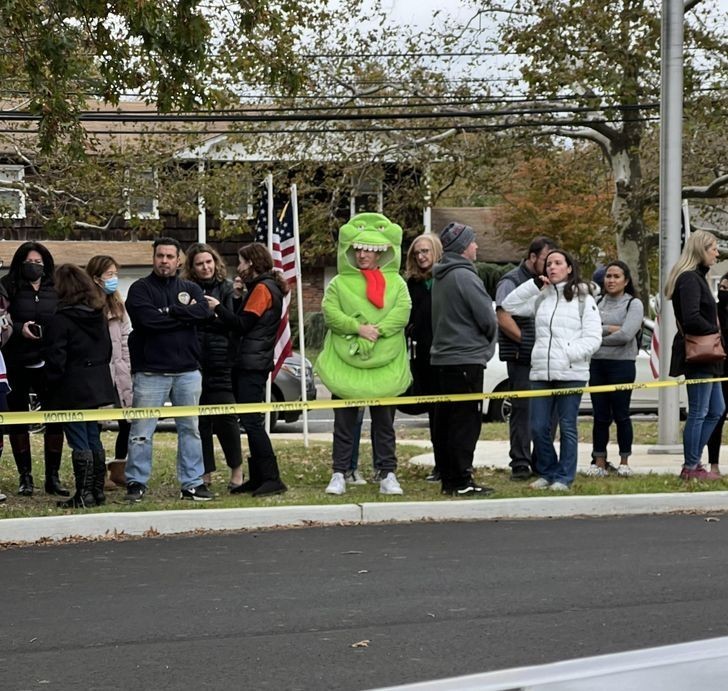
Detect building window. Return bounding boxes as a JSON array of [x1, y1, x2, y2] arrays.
[[221, 177, 254, 221], [0, 165, 26, 219], [124, 169, 159, 220], [350, 174, 383, 217]]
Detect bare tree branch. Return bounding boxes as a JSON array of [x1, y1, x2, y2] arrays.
[[683, 173, 728, 199]]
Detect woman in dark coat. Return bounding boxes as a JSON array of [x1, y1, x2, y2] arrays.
[[45, 264, 116, 508], [205, 243, 288, 498], [665, 230, 725, 481], [403, 232, 442, 481], [0, 241, 67, 497], [182, 243, 243, 490], [706, 270, 728, 475]]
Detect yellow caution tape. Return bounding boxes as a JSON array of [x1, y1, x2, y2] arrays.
[[2, 376, 725, 425]]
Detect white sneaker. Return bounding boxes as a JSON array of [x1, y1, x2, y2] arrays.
[[617, 465, 633, 477], [529, 477, 550, 490], [344, 469, 367, 485], [380, 472, 404, 495], [325, 472, 346, 495], [549, 481, 570, 492], [586, 465, 608, 477]]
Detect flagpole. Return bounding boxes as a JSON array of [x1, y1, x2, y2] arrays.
[[263, 172, 274, 434], [290, 184, 309, 447]]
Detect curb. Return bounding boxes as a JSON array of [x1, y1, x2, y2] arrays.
[[3, 492, 728, 546]]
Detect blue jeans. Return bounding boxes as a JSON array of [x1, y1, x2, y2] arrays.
[[684, 378, 725, 467], [64, 421, 103, 453], [589, 359, 636, 457], [530, 380, 585, 486], [125, 371, 204, 490]]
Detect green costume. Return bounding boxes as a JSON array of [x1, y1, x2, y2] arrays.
[[316, 212, 412, 400]]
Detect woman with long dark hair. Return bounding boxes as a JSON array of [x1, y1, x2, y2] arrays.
[[502, 249, 602, 490], [45, 264, 116, 508], [587, 260, 644, 478], [666, 230, 725, 481], [0, 241, 67, 497], [86, 254, 132, 488], [204, 243, 288, 497], [182, 243, 243, 490]]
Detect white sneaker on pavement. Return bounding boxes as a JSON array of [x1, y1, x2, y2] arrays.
[[586, 465, 608, 477], [325, 472, 346, 495], [380, 472, 403, 495], [529, 477, 550, 490]]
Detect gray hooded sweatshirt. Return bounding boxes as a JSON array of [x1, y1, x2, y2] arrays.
[[430, 252, 497, 366]]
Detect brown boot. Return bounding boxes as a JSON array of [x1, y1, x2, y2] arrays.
[[107, 460, 126, 487]]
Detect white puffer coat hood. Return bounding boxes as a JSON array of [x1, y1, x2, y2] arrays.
[[501, 279, 602, 381]]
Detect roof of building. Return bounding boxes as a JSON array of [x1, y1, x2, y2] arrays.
[[430, 207, 523, 264], [0, 240, 153, 267]]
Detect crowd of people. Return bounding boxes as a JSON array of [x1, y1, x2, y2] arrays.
[[0, 222, 723, 506]]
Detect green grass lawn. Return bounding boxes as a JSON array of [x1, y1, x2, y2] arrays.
[[0, 419, 720, 520]]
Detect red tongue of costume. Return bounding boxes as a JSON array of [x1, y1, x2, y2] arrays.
[[361, 268, 385, 308]]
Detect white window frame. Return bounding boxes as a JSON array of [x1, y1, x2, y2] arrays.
[[124, 168, 159, 220], [350, 173, 383, 217], [0, 165, 26, 219]]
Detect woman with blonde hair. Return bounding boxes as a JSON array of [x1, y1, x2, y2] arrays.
[[402, 233, 443, 480], [665, 229, 725, 481], [86, 254, 132, 489]]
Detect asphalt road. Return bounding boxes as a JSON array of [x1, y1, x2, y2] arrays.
[[3, 515, 728, 690]]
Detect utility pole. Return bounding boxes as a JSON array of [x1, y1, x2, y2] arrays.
[[652, 0, 684, 451]]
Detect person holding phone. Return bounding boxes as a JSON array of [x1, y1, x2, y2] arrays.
[[0, 242, 67, 498]]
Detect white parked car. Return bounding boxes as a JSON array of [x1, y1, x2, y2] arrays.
[[483, 319, 688, 422]]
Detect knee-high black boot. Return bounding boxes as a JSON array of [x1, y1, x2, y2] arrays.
[[58, 451, 96, 509], [44, 431, 69, 496], [92, 448, 107, 506], [10, 433, 34, 496]]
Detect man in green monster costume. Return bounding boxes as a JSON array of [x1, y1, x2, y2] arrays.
[[316, 212, 412, 496]]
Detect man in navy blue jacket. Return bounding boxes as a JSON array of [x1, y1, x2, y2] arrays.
[[124, 237, 213, 503]]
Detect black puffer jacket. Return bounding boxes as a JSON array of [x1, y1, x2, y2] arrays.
[[0, 276, 58, 367], [43, 305, 116, 410], [196, 278, 235, 393], [215, 273, 283, 373]]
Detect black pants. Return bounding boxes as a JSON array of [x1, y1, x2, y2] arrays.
[[432, 364, 484, 488], [199, 389, 243, 474], [234, 368, 280, 483]]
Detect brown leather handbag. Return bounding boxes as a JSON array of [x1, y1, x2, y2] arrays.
[[678, 322, 726, 363]]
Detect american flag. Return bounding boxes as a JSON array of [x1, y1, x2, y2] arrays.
[[255, 189, 295, 378]]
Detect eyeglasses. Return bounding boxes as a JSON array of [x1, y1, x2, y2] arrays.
[[414, 248, 431, 256]]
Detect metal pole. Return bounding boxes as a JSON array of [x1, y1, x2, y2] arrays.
[[197, 160, 206, 244], [290, 184, 309, 447], [653, 0, 683, 451]]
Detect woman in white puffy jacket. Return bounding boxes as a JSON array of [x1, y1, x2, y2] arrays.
[[502, 249, 602, 490]]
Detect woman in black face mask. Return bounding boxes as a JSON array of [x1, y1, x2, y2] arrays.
[[706, 271, 728, 475], [0, 241, 67, 497]]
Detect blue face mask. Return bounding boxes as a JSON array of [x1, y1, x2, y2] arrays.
[[102, 277, 119, 295]]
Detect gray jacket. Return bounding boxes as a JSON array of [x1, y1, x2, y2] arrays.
[[430, 252, 497, 366]]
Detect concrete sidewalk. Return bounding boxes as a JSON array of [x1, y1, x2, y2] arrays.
[[407, 440, 689, 477]]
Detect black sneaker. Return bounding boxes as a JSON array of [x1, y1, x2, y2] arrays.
[[425, 469, 441, 482], [180, 484, 214, 501], [455, 481, 494, 497], [124, 482, 146, 503], [510, 465, 532, 481]]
